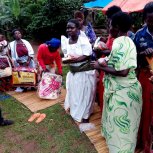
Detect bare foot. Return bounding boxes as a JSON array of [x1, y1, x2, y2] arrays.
[[65, 108, 70, 114], [75, 121, 81, 126]]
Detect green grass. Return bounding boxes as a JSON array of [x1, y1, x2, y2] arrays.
[[0, 93, 97, 153], [62, 65, 69, 88]]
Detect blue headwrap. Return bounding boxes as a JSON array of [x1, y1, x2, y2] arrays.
[[45, 38, 61, 48]]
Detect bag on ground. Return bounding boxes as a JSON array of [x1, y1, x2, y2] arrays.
[[37, 73, 62, 99]]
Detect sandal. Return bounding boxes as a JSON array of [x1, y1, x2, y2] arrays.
[[28, 113, 41, 122], [35, 113, 46, 124], [82, 118, 89, 123], [0, 119, 14, 126]]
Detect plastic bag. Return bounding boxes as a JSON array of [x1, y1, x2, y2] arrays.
[[37, 73, 62, 99], [79, 123, 95, 132]]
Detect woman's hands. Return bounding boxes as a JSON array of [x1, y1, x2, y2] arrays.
[[91, 60, 129, 77], [90, 61, 101, 69], [62, 56, 77, 64], [62, 55, 89, 64]]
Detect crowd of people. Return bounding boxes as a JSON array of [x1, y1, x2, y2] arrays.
[[1, 1, 153, 153]]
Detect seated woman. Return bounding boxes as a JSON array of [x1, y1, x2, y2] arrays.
[[0, 34, 13, 91], [37, 38, 62, 79], [62, 19, 97, 123], [9, 29, 35, 92], [91, 12, 142, 152]]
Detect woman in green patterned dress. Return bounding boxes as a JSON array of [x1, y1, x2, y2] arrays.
[[91, 12, 142, 153]]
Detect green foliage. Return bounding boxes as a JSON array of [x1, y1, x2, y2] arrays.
[[11, 0, 20, 20], [27, 0, 83, 40], [130, 13, 143, 32], [0, 0, 84, 40], [94, 10, 106, 28]]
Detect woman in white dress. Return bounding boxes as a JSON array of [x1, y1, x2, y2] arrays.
[[62, 19, 97, 123]]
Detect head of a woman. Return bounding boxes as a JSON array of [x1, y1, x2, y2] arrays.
[[66, 19, 80, 38], [106, 5, 122, 31], [74, 11, 84, 29], [12, 29, 22, 40], [110, 12, 132, 37], [143, 2, 153, 32]]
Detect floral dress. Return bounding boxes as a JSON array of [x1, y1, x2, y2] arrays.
[[102, 36, 142, 153]]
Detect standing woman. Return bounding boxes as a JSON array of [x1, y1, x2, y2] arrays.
[[134, 2, 153, 151], [74, 11, 96, 44], [9, 29, 35, 92], [63, 19, 97, 123], [91, 12, 142, 152]]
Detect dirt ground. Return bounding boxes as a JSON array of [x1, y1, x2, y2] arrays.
[[30, 41, 39, 54]]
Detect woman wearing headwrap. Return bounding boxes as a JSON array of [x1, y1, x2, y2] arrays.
[[37, 38, 62, 76]]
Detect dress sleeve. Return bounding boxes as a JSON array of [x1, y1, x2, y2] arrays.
[[108, 37, 137, 71], [86, 22, 96, 44], [37, 45, 46, 70], [55, 51, 62, 75], [79, 36, 92, 56]]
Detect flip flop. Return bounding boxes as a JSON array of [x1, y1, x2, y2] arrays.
[[35, 113, 46, 124], [28, 113, 41, 122]]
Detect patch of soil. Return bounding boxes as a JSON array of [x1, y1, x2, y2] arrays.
[[46, 135, 53, 142], [30, 41, 40, 54], [38, 127, 48, 133], [50, 144, 58, 153], [0, 144, 5, 153], [5, 131, 39, 153], [5, 131, 22, 144], [21, 140, 39, 153]]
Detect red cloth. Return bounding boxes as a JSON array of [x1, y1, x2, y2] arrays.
[[0, 76, 12, 91], [138, 68, 153, 152], [97, 71, 104, 112], [97, 35, 114, 113], [37, 44, 62, 75], [0, 57, 9, 69], [16, 43, 28, 57], [106, 35, 114, 50]]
